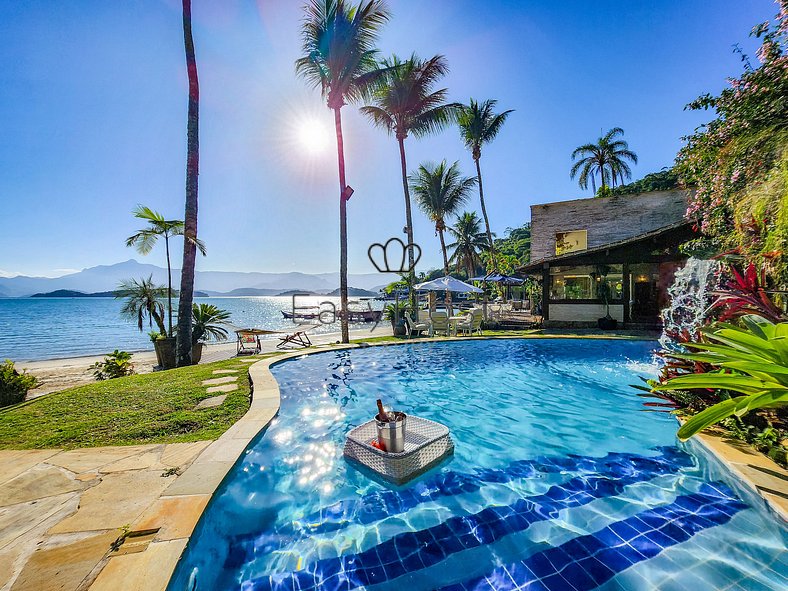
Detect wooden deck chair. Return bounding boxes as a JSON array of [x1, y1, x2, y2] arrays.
[[277, 327, 313, 349], [236, 331, 261, 355]]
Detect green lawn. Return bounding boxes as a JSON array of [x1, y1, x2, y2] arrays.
[[0, 355, 281, 450]]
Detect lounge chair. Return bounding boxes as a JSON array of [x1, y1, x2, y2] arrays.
[[277, 328, 312, 349], [430, 311, 450, 336], [405, 315, 432, 338], [236, 331, 262, 355]]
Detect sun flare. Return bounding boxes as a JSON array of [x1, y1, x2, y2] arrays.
[[296, 118, 331, 154]]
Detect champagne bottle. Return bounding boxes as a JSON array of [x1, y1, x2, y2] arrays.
[[376, 399, 390, 422]]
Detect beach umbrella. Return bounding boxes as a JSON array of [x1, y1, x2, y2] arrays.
[[413, 276, 483, 293], [468, 273, 525, 285]]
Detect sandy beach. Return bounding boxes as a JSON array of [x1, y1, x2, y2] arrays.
[[19, 325, 392, 399]]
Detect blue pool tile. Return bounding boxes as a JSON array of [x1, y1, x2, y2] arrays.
[[577, 557, 616, 585], [435, 487, 746, 591], [645, 528, 676, 549], [560, 562, 597, 589], [540, 573, 576, 591], [526, 551, 555, 578]]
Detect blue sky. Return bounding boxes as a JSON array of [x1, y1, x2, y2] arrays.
[[0, 0, 773, 277]]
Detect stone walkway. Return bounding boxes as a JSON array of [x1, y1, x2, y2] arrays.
[[0, 442, 211, 591]]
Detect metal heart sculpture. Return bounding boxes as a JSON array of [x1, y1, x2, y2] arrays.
[[367, 237, 422, 274]]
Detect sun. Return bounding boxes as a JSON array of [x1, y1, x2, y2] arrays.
[[296, 118, 331, 154]]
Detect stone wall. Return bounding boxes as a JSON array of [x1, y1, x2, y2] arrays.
[[530, 190, 690, 262]]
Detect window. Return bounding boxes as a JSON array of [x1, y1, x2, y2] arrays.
[[555, 230, 587, 255], [549, 265, 623, 301]]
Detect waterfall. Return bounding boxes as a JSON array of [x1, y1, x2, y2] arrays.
[[659, 257, 721, 352]]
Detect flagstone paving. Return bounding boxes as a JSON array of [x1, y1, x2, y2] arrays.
[[211, 369, 238, 375], [0, 442, 213, 591], [206, 382, 237, 394], [201, 375, 236, 386], [195, 394, 228, 409]]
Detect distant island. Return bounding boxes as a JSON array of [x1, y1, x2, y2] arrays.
[[326, 286, 379, 297], [31, 290, 116, 298], [276, 289, 319, 296], [32, 289, 210, 298]]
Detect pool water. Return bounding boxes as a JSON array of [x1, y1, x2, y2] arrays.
[[168, 339, 787, 591]]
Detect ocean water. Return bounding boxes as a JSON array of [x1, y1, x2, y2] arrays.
[[0, 296, 384, 361], [169, 339, 787, 591]]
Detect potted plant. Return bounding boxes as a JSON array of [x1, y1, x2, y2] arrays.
[[191, 303, 231, 364], [383, 301, 410, 336], [115, 277, 177, 368]]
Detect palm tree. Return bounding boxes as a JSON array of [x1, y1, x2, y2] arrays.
[[115, 276, 169, 336], [456, 99, 513, 270], [570, 127, 638, 194], [360, 53, 457, 276], [447, 211, 489, 278], [410, 161, 477, 295], [125, 206, 206, 338], [176, 0, 201, 366], [296, 0, 390, 344], [191, 303, 231, 345]]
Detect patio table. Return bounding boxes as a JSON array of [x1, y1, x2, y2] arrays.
[[448, 315, 466, 336]]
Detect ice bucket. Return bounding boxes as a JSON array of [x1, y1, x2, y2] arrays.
[[375, 411, 407, 453]]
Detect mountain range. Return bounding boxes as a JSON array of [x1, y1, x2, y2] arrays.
[[0, 259, 395, 297]]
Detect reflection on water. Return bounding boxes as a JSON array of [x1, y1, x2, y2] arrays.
[[0, 296, 383, 361]]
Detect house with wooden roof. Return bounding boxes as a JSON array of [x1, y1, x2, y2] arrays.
[[520, 190, 695, 329]]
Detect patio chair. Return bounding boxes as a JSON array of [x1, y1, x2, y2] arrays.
[[405, 315, 432, 338], [236, 331, 261, 355], [276, 328, 313, 349], [456, 308, 484, 336], [430, 311, 450, 336]]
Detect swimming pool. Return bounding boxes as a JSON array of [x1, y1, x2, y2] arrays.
[[168, 339, 787, 590]]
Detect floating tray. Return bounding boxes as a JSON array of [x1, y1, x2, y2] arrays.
[[343, 415, 454, 485]]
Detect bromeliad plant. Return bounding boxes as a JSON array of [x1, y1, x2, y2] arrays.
[[652, 315, 788, 440]]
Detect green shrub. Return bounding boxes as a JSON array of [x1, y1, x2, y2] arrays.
[[0, 360, 39, 407], [91, 350, 135, 381]]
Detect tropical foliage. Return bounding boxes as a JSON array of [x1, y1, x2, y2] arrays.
[[92, 350, 135, 381], [491, 222, 531, 266], [410, 160, 477, 275], [0, 360, 39, 408], [361, 53, 456, 275], [676, 2, 788, 284], [456, 98, 513, 269], [570, 127, 638, 194], [191, 303, 232, 345], [296, 0, 391, 343], [126, 205, 206, 337], [710, 262, 786, 323], [610, 168, 680, 195], [115, 276, 169, 336], [447, 211, 489, 278], [653, 315, 788, 441]]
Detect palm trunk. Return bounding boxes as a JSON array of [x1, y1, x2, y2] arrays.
[[397, 136, 417, 315], [474, 157, 496, 272], [438, 225, 451, 313], [176, 0, 199, 366], [333, 107, 350, 344], [165, 234, 173, 337]]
